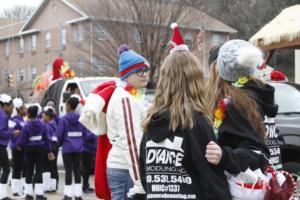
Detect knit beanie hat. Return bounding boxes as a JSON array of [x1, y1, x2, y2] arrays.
[[217, 39, 264, 82], [118, 44, 149, 80]]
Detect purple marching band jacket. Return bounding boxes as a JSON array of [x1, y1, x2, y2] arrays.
[[10, 115, 26, 149], [46, 120, 58, 143], [17, 119, 52, 153], [56, 112, 89, 154], [83, 130, 98, 154], [0, 108, 12, 147]]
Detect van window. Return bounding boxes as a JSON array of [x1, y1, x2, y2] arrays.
[[66, 83, 81, 95], [80, 79, 114, 97], [63, 83, 81, 103]]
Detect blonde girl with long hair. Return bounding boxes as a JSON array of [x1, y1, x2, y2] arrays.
[[205, 40, 277, 174], [139, 50, 232, 200]]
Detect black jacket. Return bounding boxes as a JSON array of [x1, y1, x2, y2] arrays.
[[139, 112, 232, 200], [218, 80, 277, 174]]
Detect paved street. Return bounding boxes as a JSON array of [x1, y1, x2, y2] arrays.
[[7, 172, 98, 200], [6, 150, 99, 200]]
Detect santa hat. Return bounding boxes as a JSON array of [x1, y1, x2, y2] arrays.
[[52, 57, 64, 81], [255, 63, 288, 81], [270, 70, 287, 81], [170, 23, 189, 54]]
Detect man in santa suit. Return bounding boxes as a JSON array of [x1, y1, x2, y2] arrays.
[[80, 44, 149, 200]]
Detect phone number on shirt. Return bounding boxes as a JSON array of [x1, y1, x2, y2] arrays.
[[147, 174, 192, 184]]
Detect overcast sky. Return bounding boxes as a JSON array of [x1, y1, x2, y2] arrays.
[[0, 0, 43, 12]]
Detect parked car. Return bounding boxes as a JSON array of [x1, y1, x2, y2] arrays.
[[270, 82, 300, 186]]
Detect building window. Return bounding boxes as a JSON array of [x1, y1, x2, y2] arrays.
[[96, 26, 107, 40], [5, 41, 10, 56], [133, 28, 142, 43], [61, 27, 67, 45], [78, 58, 84, 69], [92, 56, 107, 70], [19, 37, 24, 53], [52, 3, 57, 12], [75, 24, 84, 41], [31, 35, 37, 50], [30, 65, 37, 80], [209, 33, 224, 46], [45, 32, 51, 48], [45, 64, 52, 72], [18, 67, 25, 82]]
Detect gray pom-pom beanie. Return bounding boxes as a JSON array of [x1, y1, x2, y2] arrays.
[[216, 39, 264, 82]]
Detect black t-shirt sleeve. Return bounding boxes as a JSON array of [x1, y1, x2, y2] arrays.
[[188, 114, 232, 200], [218, 104, 270, 174]]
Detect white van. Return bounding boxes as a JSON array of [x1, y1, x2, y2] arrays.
[[41, 77, 117, 116]]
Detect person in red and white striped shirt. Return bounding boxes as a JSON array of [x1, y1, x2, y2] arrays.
[[80, 44, 150, 200]]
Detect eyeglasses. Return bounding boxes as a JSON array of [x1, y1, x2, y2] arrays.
[[135, 68, 150, 77]]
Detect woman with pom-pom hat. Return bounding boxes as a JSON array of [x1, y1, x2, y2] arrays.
[[80, 44, 149, 200], [205, 39, 273, 174]]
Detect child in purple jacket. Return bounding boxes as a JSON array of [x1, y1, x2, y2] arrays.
[[0, 94, 14, 200], [57, 96, 88, 200], [81, 131, 97, 194], [17, 105, 54, 200], [42, 106, 59, 193], [10, 98, 27, 197]]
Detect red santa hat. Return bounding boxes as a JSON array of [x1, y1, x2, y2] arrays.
[[256, 63, 288, 81], [170, 23, 189, 54], [52, 57, 64, 81], [270, 70, 287, 81]]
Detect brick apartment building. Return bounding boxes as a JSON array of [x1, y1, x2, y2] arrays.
[[0, 0, 236, 101]]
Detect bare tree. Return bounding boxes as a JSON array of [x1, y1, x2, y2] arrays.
[[192, 0, 288, 39], [192, 0, 300, 81], [75, 0, 196, 87], [0, 5, 35, 20]]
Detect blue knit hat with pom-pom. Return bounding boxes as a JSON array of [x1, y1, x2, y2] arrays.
[[118, 44, 149, 80]]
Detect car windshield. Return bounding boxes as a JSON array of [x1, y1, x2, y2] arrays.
[[273, 83, 300, 114], [80, 79, 115, 97]]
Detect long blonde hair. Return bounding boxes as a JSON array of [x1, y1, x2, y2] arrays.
[[206, 64, 266, 137], [143, 51, 209, 132]]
